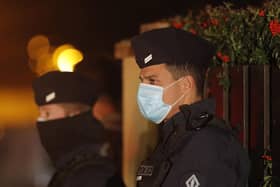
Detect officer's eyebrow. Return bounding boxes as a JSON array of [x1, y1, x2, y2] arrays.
[[139, 75, 158, 81]]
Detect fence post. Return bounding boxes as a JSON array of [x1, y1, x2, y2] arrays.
[[223, 64, 230, 124], [264, 64, 271, 150], [243, 65, 249, 150]]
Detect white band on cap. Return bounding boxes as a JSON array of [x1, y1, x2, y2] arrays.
[[45, 92, 56, 103], [144, 54, 153, 64]]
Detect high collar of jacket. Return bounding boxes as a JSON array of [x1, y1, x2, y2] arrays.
[[37, 111, 107, 169], [160, 98, 216, 141]]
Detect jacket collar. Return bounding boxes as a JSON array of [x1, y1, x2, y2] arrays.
[[159, 98, 216, 142]]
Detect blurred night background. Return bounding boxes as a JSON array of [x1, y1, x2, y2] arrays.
[[0, 0, 263, 92], [0, 0, 273, 187]]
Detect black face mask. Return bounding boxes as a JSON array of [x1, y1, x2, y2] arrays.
[[36, 110, 106, 166]]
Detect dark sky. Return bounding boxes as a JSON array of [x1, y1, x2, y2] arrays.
[[24, 0, 223, 55], [0, 0, 262, 87]]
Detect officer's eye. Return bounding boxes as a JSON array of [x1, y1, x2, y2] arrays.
[[149, 79, 156, 85]]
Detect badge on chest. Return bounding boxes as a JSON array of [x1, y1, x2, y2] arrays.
[[136, 164, 154, 182], [137, 165, 154, 176]]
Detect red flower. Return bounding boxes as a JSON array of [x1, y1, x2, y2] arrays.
[[269, 20, 280, 36], [262, 155, 272, 161], [173, 22, 183, 29], [201, 22, 208, 28], [189, 28, 197, 35], [217, 52, 230, 63], [210, 18, 219, 26], [259, 10, 265, 17], [217, 52, 223, 58], [222, 55, 230, 63]]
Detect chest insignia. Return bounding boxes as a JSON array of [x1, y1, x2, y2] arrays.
[[185, 174, 200, 187], [137, 165, 154, 176]]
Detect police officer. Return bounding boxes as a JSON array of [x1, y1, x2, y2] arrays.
[[32, 71, 125, 187], [131, 28, 250, 187]]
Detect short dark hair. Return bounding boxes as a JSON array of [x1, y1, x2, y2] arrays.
[[166, 63, 207, 96]]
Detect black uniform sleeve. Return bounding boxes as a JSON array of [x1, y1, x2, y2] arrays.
[[61, 167, 124, 187], [174, 127, 244, 187], [61, 166, 113, 187], [49, 155, 125, 187]]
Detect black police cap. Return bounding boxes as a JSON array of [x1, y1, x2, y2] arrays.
[[32, 71, 98, 106], [131, 27, 216, 69]]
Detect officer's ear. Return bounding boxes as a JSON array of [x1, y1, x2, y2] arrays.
[[181, 75, 195, 92]]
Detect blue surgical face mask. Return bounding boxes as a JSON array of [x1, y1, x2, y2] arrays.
[[137, 78, 185, 124]]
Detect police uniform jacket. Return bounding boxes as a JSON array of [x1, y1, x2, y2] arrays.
[[136, 99, 250, 187]]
